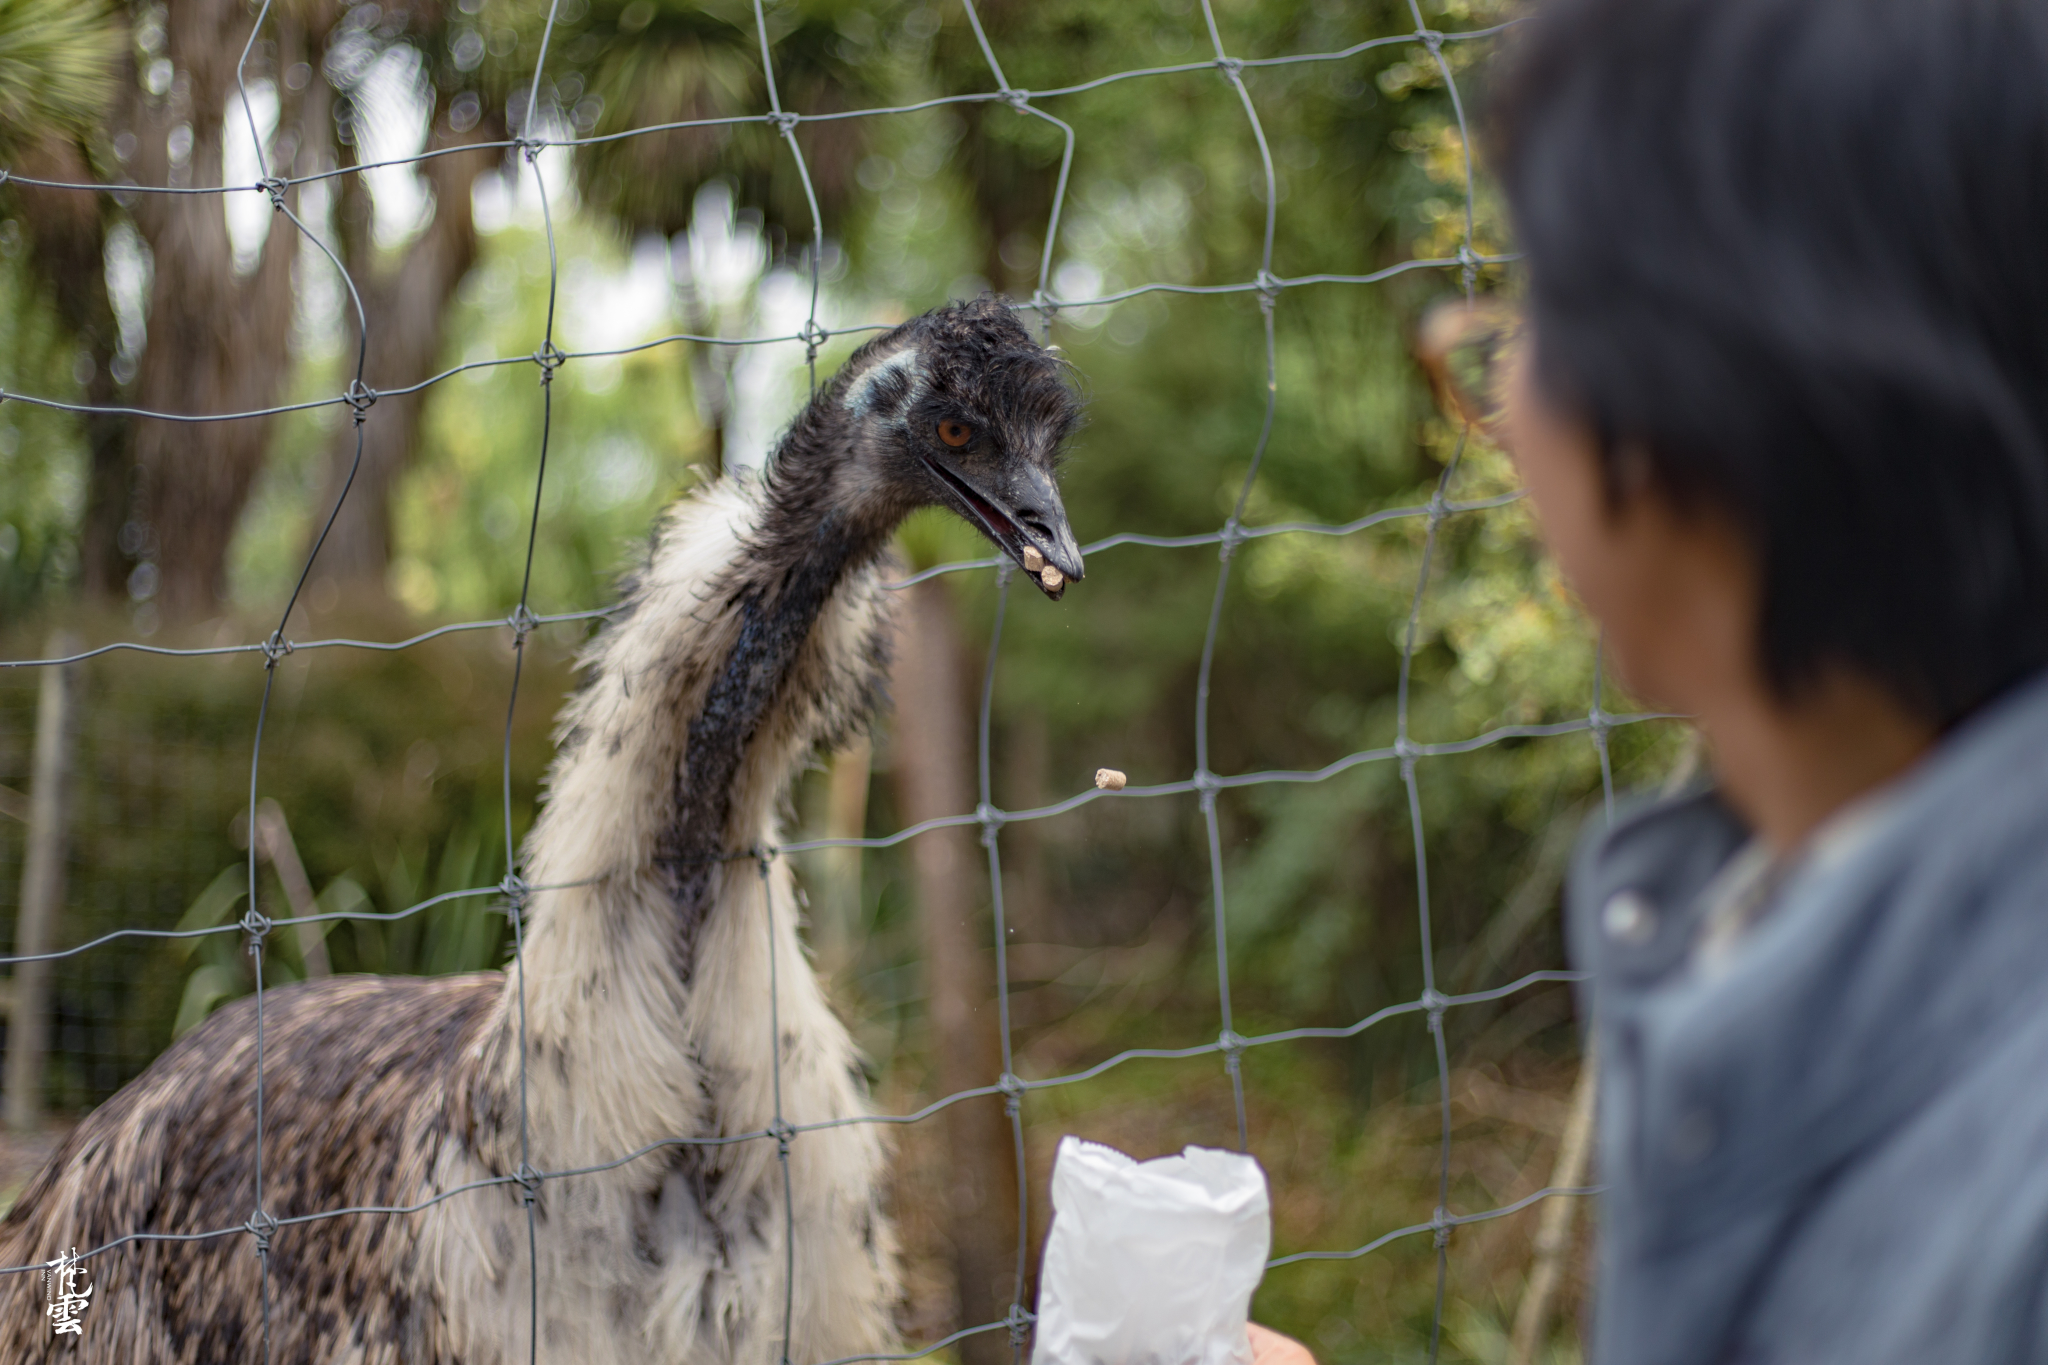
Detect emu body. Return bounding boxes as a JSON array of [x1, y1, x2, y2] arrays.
[[0, 300, 1082, 1363]]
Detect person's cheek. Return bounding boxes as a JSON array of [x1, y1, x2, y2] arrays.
[[1504, 367, 1612, 609], [1500, 366, 1679, 701]]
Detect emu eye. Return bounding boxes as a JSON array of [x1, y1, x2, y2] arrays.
[[937, 419, 973, 448]]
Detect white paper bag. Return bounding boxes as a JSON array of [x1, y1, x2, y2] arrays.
[[1030, 1136, 1272, 1365]]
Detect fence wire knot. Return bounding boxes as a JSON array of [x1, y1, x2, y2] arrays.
[[240, 907, 273, 946], [976, 803, 1006, 846], [1006, 1302, 1038, 1347], [500, 873, 530, 911], [514, 1162, 544, 1206], [799, 318, 829, 365], [258, 175, 288, 211], [1217, 518, 1246, 562], [260, 631, 292, 664], [1431, 1206, 1451, 1248], [1420, 28, 1446, 54], [516, 137, 546, 164], [1001, 88, 1031, 110], [1215, 56, 1245, 81], [767, 111, 799, 134], [770, 1119, 796, 1159], [344, 379, 377, 424], [532, 341, 567, 384], [244, 1209, 278, 1257], [1255, 269, 1282, 310], [1219, 1030, 1247, 1079], [507, 603, 540, 646]]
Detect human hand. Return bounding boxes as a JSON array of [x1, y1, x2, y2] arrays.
[[1248, 1323, 1317, 1365]]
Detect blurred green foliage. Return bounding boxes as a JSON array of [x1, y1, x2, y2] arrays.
[[0, 0, 121, 161], [0, 245, 86, 613]]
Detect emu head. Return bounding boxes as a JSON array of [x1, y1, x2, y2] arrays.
[[833, 297, 1084, 599]]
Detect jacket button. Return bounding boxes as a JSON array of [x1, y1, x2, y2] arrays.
[[1602, 889, 1658, 945]]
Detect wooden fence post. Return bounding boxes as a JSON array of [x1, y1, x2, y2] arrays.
[[5, 631, 78, 1134]]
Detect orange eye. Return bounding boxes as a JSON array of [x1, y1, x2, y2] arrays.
[[937, 419, 973, 448]]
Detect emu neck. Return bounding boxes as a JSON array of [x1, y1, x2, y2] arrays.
[[661, 504, 872, 879], [651, 403, 896, 963], [499, 402, 904, 1166]]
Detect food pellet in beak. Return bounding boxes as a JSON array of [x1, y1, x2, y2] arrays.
[[1040, 565, 1064, 590], [1094, 768, 1126, 791], [1022, 547, 1045, 573]]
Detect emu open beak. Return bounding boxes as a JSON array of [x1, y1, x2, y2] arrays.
[[923, 455, 1085, 600]]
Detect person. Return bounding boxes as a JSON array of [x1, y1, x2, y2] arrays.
[[1266, 0, 2048, 1359]]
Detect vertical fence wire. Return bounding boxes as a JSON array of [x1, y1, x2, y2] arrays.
[[1193, 0, 1286, 1158], [228, 3, 380, 1359], [0, 5, 1657, 1362], [504, 7, 566, 1361], [969, 565, 1034, 1358], [1395, 9, 1484, 1356]]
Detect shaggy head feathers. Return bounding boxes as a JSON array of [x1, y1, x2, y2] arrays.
[[807, 297, 1086, 592]]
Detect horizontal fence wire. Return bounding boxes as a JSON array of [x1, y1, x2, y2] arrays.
[[0, 2, 1636, 1362]]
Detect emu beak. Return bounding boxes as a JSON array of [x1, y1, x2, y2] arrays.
[[924, 455, 1085, 600]]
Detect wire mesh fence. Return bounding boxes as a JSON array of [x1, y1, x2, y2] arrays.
[[0, 0, 1670, 1359]]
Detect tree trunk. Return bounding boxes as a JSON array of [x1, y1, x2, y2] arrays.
[[891, 578, 1022, 1362], [812, 736, 873, 976], [125, 0, 316, 621], [999, 710, 1052, 946], [677, 281, 728, 480], [303, 113, 503, 600], [4, 633, 76, 1133]]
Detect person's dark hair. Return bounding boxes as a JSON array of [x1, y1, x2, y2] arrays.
[[1490, 0, 2048, 727]]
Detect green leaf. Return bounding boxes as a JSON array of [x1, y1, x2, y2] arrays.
[[171, 964, 244, 1040], [173, 865, 248, 959]]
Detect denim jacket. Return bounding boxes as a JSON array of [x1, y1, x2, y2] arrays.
[[1568, 670, 2048, 1365]]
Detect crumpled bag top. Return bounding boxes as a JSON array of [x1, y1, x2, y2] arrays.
[[1031, 1136, 1272, 1365]]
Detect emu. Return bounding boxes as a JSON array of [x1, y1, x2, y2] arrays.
[[0, 298, 1083, 1363]]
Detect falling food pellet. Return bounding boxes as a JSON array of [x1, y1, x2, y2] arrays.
[[1094, 768, 1127, 791], [1022, 547, 1045, 573], [1040, 565, 1065, 590]]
